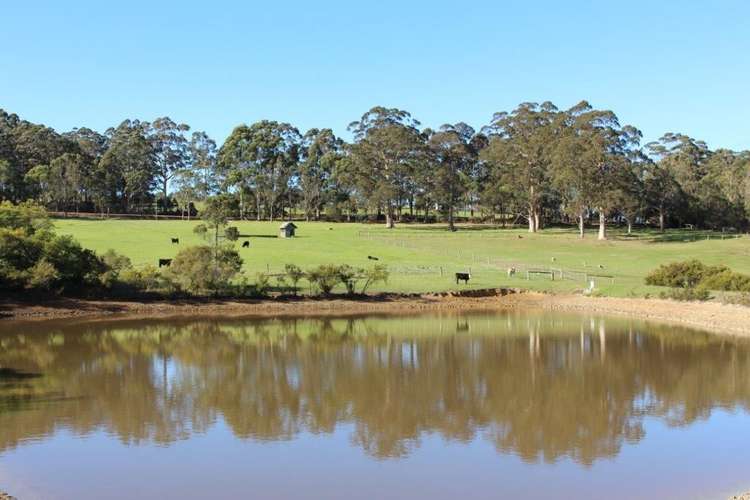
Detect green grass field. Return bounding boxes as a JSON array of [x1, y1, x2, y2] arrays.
[[53, 219, 750, 297]]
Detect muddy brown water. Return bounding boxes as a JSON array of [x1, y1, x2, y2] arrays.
[[0, 312, 749, 500]]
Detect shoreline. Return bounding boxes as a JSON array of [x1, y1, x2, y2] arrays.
[[2, 290, 750, 337]]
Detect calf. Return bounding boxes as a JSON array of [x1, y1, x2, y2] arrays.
[[507, 267, 516, 277], [367, 255, 379, 261], [171, 238, 179, 244], [455, 272, 471, 284], [158, 258, 172, 267], [242, 241, 250, 248]]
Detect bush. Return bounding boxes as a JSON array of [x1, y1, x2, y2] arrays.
[[99, 249, 133, 288], [254, 272, 271, 296], [336, 264, 360, 294], [224, 226, 240, 241], [307, 265, 341, 295], [27, 258, 59, 290], [167, 245, 243, 295], [699, 269, 750, 292], [284, 264, 305, 295], [0, 200, 52, 234], [361, 264, 389, 293], [660, 287, 711, 301], [645, 260, 725, 288], [120, 265, 165, 292], [645, 259, 750, 292], [42, 235, 105, 290]]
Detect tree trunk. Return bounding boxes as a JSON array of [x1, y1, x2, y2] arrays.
[[598, 210, 607, 240], [448, 206, 456, 232], [658, 209, 665, 232], [385, 204, 395, 229], [578, 212, 585, 239], [626, 219, 632, 235], [528, 208, 536, 232], [534, 210, 541, 231]]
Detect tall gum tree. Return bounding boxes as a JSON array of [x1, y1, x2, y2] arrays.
[[481, 102, 559, 233], [426, 123, 480, 231], [148, 117, 190, 211], [348, 107, 426, 229], [219, 121, 301, 221]]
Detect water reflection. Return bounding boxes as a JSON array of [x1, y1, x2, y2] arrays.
[[0, 313, 749, 465]]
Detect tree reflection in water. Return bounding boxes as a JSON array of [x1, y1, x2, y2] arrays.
[[0, 312, 748, 465]]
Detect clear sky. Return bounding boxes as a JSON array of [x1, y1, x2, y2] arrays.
[[2, 0, 748, 150]]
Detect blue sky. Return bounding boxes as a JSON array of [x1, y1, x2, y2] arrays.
[[2, 0, 748, 150]]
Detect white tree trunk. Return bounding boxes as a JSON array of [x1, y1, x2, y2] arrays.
[[597, 211, 607, 240], [385, 205, 395, 229], [579, 212, 585, 239]]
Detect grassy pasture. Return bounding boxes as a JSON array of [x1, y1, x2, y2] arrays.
[[53, 219, 750, 296]]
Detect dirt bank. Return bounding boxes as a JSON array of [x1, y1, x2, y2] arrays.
[[2, 290, 750, 337]]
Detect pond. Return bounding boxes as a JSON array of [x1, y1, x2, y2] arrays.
[[0, 312, 748, 499]]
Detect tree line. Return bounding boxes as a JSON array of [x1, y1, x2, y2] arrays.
[[1, 102, 748, 238]]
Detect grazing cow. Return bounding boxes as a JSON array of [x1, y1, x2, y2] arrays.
[[517, 235, 523, 239], [598, 264, 605, 269], [158, 258, 172, 267], [507, 267, 516, 277], [171, 238, 179, 244], [242, 241, 250, 248], [455, 272, 471, 284], [367, 255, 379, 261]]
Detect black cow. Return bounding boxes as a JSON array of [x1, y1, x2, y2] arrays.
[[242, 241, 250, 248], [367, 255, 379, 261], [455, 272, 471, 284], [158, 258, 172, 267], [171, 238, 179, 244]]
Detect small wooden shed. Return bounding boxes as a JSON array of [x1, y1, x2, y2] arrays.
[[279, 222, 297, 238]]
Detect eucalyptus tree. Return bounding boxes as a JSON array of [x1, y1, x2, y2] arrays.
[[426, 123, 479, 231], [299, 128, 343, 220], [701, 149, 750, 229], [348, 106, 426, 228], [63, 127, 109, 207], [552, 102, 643, 239], [219, 120, 301, 221], [148, 117, 190, 208], [646, 133, 711, 225], [481, 102, 559, 232], [96, 120, 155, 213], [25, 153, 87, 213], [189, 131, 220, 199], [173, 131, 219, 220]]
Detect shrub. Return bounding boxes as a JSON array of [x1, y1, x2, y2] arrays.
[[645, 260, 725, 288], [224, 226, 240, 241], [167, 245, 243, 295], [307, 264, 341, 295], [27, 259, 59, 290], [120, 265, 165, 292], [0, 200, 52, 234], [336, 264, 361, 294], [645, 259, 750, 292], [699, 269, 750, 292], [254, 272, 271, 296], [99, 249, 133, 288], [659, 287, 711, 301], [361, 264, 389, 293], [284, 264, 305, 295], [42, 235, 105, 290]]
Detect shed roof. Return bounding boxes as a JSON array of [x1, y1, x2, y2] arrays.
[[279, 222, 298, 229]]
